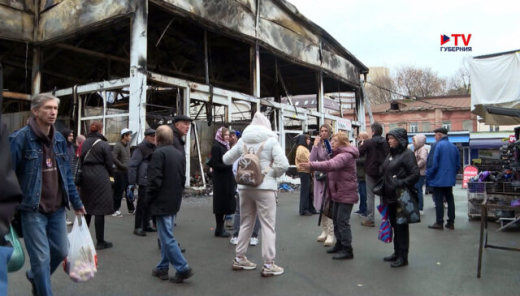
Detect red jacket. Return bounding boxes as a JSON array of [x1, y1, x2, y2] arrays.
[[310, 145, 359, 204]]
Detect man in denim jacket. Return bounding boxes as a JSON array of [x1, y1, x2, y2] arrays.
[[9, 94, 86, 296]]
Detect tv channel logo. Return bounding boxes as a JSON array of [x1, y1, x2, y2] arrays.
[[440, 34, 472, 52]]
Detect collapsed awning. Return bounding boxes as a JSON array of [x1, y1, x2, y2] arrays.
[[469, 139, 507, 149]]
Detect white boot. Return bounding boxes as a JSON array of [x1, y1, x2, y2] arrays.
[[324, 235, 335, 247], [317, 230, 327, 242]]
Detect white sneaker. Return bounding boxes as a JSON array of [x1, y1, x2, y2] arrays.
[[261, 263, 284, 277], [232, 256, 257, 270], [112, 210, 122, 217], [249, 237, 259, 246], [420, 210, 424, 216], [66, 219, 73, 226], [230, 236, 238, 245]]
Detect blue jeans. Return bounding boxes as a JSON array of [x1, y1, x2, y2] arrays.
[[357, 181, 367, 214], [156, 215, 189, 273], [0, 246, 13, 296], [21, 207, 68, 296], [414, 176, 425, 211]]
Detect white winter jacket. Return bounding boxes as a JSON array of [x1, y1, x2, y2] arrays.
[[223, 124, 289, 191]]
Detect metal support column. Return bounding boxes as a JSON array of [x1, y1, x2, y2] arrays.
[[316, 70, 324, 127], [32, 46, 41, 95], [183, 87, 191, 187], [129, 0, 148, 144], [250, 42, 261, 115]]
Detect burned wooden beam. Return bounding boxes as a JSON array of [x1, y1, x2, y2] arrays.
[[54, 43, 128, 64]]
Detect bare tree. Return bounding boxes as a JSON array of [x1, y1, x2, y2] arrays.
[[394, 66, 446, 98], [446, 57, 471, 95], [364, 71, 396, 104]]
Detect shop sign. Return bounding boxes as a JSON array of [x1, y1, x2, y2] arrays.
[[337, 119, 351, 131], [462, 165, 479, 189]]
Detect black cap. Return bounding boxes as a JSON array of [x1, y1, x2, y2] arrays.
[[434, 127, 448, 134], [173, 115, 193, 123], [144, 128, 156, 136]]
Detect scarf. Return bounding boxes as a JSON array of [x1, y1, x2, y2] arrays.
[[324, 139, 332, 155], [215, 127, 229, 150]]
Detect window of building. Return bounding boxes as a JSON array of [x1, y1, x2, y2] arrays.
[[463, 120, 473, 132], [409, 123, 418, 133], [389, 123, 399, 131], [442, 121, 451, 131], [422, 122, 431, 132]]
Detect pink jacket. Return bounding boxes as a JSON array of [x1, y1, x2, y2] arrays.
[[310, 145, 359, 204]]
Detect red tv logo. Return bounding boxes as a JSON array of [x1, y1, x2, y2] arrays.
[[440, 34, 472, 46]]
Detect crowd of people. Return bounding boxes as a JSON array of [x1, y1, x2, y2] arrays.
[[0, 93, 461, 295]]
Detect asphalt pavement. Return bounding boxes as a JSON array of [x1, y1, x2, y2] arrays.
[[7, 186, 520, 296]]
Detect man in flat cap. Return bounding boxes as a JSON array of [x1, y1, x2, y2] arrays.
[[426, 127, 460, 230], [128, 128, 157, 236], [172, 115, 192, 156], [112, 128, 136, 217]]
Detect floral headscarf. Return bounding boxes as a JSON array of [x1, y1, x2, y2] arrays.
[[215, 127, 230, 150]]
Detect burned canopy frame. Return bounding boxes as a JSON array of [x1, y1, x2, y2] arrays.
[[0, 0, 369, 188]]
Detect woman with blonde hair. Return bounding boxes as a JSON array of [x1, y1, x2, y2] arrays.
[[301, 132, 359, 259], [310, 124, 334, 246]]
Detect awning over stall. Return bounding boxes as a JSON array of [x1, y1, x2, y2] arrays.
[[469, 139, 507, 149]]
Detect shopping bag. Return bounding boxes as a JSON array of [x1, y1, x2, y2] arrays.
[[4, 224, 25, 272], [63, 216, 97, 283], [377, 204, 392, 243], [396, 188, 421, 225]]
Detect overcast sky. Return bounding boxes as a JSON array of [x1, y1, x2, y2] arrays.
[[289, 0, 520, 79]]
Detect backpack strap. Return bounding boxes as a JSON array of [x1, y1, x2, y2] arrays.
[[256, 141, 267, 155]]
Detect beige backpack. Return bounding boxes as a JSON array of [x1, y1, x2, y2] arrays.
[[236, 141, 269, 186]]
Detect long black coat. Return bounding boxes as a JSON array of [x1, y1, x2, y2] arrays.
[[379, 128, 420, 204], [146, 145, 185, 216], [210, 142, 236, 215], [80, 133, 114, 215]]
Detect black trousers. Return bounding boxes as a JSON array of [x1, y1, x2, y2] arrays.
[[215, 214, 225, 234], [388, 202, 409, 260], [85, 214, 106, 243], [113, 171, 135, 212], [299, 172, 316, 214], [134, 185, 151, 229]]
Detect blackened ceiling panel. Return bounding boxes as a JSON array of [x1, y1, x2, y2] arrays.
[[37, 0, 136, 43], [0, 5, 34, 42], [0, 0, 35, 12], [158, 0, 256, 38]]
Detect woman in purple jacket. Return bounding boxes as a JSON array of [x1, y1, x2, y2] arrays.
[[301, 132, 359, 259], [310, 124, 334, 246]]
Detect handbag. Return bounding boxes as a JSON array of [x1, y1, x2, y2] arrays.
[[373, 177, 385, 196], [315, 171, 327, 181], [396, 188, 421, 225], [5, 224, 25, 273], [318, 181, 333, 225], [75, 139, 101, 186]]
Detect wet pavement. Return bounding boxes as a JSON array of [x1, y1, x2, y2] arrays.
[[7, 186, 520, 296]]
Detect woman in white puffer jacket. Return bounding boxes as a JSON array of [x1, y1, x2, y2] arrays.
[[223, 112, 289, 277]]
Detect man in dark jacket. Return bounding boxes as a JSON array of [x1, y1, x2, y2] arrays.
[[128, 128, 156, 236], [9, 94, 86, 296], [358, 123, 389, 227], [426, 127, 460, 230], [354, 132, 369, 216], [112, 128, 135, 217], [148, 125, 193, 283]]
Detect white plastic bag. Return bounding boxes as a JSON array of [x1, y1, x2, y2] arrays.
[[62, 215, 97, 283]]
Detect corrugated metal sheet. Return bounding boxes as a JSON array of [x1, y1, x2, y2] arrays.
[[0, 5, 34, 41], [37, 0, 135, 42], [0, 111, 31, 134]]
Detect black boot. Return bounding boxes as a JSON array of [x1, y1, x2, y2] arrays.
[[390, 257, 408, 268], [332, 246, 354, 260], [383, 253, 398, 262], [326, 241, 342, 254]]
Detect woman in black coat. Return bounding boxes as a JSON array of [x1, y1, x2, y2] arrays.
[[210, 127, 236, 237], [380, 128, 419, 268], [80, 122, 115, 250]]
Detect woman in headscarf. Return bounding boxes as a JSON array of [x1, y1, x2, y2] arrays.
[[210, 127, 236, 237], [80, 122, 115, 250], [412, 134, 428, 215], [295, 134, 316, 215], [300, 132, 359, 259], [310, 124, 335, 246], [380, 128, 419, 267], [223, 112, 289, 277]]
